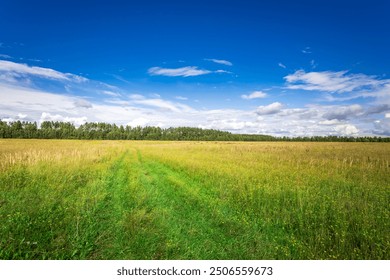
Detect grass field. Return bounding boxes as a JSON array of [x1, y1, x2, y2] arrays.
[[0, 139, 389, 259]]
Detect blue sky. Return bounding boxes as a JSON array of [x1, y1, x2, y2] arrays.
[[1, 0, 390, 136]]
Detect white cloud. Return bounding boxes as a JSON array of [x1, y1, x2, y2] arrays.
[[17, 113, 27, 119], [0, 84, 79, 114], [0, 54, 12, 59], [101, 90, 121, 97], [175, 96, 188, 100], [148, 66, 211, 77], [322, 104, 363, 120], [241, 91, 267, 100], [2, 60, 389, 137], [0, 60, 88, 82], [278, 62, 286, 69], [127, 117, 150, 127], [365, 104, 390, 115], [104, 99, 130, 106], [335, 124, 359, 136], [319, 119, 342, 125], [129, 94, 145, 100], [131, 98, 194, 113], [373, 118, 390, 135], [73, 98, 93, 109], [199, 119, 256, 131], [256, 102, 283, 115], [285, 70, 387, 93], [215, 69, 232, 74], [40, 112, 88, 126], [205, 58, 233, 66], [1, 81, 387, 136]]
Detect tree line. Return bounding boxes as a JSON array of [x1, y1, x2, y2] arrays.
[[0, 120, 389, 142]]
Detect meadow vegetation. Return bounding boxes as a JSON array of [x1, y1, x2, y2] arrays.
[[0, 139, 389, 259]]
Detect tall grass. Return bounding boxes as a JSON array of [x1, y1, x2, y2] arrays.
[[0, 140, 389, 259]]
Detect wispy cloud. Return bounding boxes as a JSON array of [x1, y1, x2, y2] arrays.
[[73, 98, 93, 109], [28, 58, 42, 62], [0, 54, 12, 59], [0, 60, 87, 82], [215, 69, 232, 74], [101, 90, 121, 97], [175, 96, 188, 100], [131, 98, 194, 113], [241, 91, 267, 99], [302, 47, 312, 54], [204, 58, 233, 66], [150, 93, 161, 98], [310, 59, 318, 69], [278, 62, 286, 69], [148, 66, 211, 77], [285, 70, 388, 93], [111, 74, 132, 84], [129, 94, 145, 100]]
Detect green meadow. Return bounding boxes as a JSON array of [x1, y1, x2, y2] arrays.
[[0, 139, 389, 259]]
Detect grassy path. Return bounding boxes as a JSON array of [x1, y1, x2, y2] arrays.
[[94, 148, 264, 259]]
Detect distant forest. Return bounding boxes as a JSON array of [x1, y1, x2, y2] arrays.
[[0, 120, 389, 142]]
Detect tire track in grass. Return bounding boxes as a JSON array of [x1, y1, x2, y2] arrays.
[[91, 148, 169, 259], [131, 149, 268, 259], [89, 149, 139, 259], [93, 148, 270, 259]]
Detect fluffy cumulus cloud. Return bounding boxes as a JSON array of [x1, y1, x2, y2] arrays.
[[334, 124, 359, 136], [40, 112, 87, 126], [256, 102, 283, 115], [241, 91, 267, 99], [285, 70, 387, 93], [127, 117, 149, 127]]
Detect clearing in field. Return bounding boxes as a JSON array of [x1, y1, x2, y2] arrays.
[[0, 139, 389, 259]]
